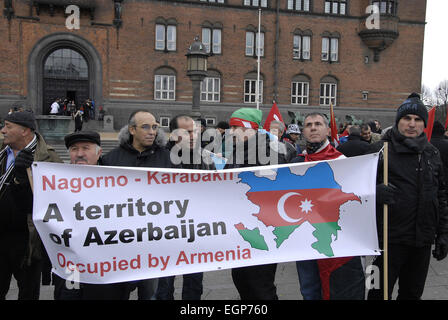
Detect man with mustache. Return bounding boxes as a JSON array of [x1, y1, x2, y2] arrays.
[[52, 131, 132, 300]]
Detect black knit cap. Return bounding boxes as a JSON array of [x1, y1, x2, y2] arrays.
[[4, 111, 36, 131], [64, 131, 101, 149], [395, 92, 428, 127]]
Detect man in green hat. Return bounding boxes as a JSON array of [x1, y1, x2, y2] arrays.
[[225, 107, 285, 300]]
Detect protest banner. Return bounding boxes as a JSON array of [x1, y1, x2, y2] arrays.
[[32, 154, 380, 284]]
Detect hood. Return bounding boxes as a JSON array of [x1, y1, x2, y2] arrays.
[[118, 125, 168, 148]]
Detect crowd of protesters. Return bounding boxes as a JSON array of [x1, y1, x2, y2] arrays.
[[1, 92, 448, 300]]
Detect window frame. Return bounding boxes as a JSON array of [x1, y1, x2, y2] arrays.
[[293, 34, 311, 61], [324, 0, 347, 15], [244, 79, 263, 104], [319, 82, 337, 106], [291, 81, 310, 105], [372, 0, 397, 15], [155, 23, 177, 52], [245, 31, 265, 57], [287, 0, 311, 11], [321, 36, 339, 62], [154, 74, 176, 101], [201, 77, 221, 102]]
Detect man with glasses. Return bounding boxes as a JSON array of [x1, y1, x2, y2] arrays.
[[101, 110, 172, 299]]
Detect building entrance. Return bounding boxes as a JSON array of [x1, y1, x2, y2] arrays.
[[42, 48, 89, 114]]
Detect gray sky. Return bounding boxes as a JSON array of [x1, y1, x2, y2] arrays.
[[422, 0, 448, 91]]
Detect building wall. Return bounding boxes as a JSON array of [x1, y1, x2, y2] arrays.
[[0, 0, 427, 129]]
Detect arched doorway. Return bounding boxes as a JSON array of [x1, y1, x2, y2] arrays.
[[43, 48, 89, 114], [27, 33, 102, 115]]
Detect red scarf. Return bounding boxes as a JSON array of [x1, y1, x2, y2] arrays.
[[301, 141, 343, 162], [302, 141, 353, 300]]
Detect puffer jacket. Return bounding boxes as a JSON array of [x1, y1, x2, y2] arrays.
[[101, 125, 172, 168], [370, 127, 448, 247]]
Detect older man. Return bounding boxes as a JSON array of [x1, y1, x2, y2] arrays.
[[0, 111, 61, 300], [291, 112, 365, 300], [102, 109, 172, 300], [52, 131, 132, 300], [368, 93, 448, 300]]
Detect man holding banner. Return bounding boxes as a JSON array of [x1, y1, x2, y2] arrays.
[[156, 115, 215, 300], [102, 110, 172, 300], [0, 111, 61, 300], [368, 93, 448, 300], [291, 112, 366, 300], [225, 107, 285, 300]]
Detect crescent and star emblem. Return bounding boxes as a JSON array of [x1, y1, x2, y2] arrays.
[[276, 192, 314, 223]]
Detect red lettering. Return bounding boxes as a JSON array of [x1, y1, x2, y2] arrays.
[[147, 172, 160, 184], [42, 175, 55, 191]]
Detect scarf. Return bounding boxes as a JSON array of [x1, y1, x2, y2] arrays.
[[300, 140, 343, 162], [0, 136, 37, 198]]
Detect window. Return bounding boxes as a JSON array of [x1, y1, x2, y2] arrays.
[[202, 27, 222, 54], [246, 31, 264, 57], [160, 117, 170, 128], [321, 36, 339, 62], [201, 77, 221, 102], [324, 0, 347, 15], [291, 81, 309, 105], [155, 24, 176, 51], [244, 79, 263, 104], [244, 0, 267, 7], [205, 118, 216, 126], [372, 1, 397, 15], [200, 0, 225, 3], [287, 0, 310, 11], [320, 82, 337, 106], [293, 35, 311, 60], [155, 74, 175, 100]]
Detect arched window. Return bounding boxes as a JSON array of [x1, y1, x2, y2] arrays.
[[319, 75, 338, 106], [291, 74, 310, 105], [44, 48, 88, 79], [244, 72, 264, 104], [201, 69, 221, 102], [154, 67, 176, 100]]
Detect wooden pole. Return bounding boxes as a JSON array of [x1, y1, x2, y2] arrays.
[[383, 141, 389, 300]]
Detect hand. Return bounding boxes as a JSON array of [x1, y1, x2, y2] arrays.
[[433, 234, 448, 261], [14, 149, 34, 185], [376, 183, 397, 205]]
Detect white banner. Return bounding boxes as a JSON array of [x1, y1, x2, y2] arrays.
[[32, 154, 380, 284]]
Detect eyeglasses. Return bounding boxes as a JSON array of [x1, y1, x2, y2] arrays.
[[133, 124, 159, 131]]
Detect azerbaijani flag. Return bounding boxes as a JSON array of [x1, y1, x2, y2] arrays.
[[238, 162, 360, 255]]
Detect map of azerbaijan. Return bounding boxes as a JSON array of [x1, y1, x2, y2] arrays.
[[236, 162, 361, 257]]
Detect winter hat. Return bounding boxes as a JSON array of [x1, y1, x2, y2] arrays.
[[229, 108, 262, 129], [64, 131, 101, 149], [287, 124, 301, 134], [395, 93, 428, 127], [4, 111, 36, 131]]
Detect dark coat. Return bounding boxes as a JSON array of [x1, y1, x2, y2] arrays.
[[431, 134, 448, 187], [336, 134, 371, 157], [225, 131, 286, 169], [370, 127, 448, 247], [101, 125, 172, 168]]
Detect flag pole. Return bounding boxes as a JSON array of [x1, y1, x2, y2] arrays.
[[383, 141, 389, 300], [256, 8, 261, 110]]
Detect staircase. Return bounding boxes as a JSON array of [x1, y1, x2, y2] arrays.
[[50, 139, 119, 163]]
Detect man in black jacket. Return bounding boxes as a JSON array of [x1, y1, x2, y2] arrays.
[[102, 110, 172, 299], [156, 115, 215, 300], [368, 93, 448, 300], [225, 108, 285, 300], [336, 125, 371, 157]]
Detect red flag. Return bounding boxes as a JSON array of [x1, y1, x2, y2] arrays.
[[263, 102, 284, 130], [424, 106, 436, 141], [445, 107, 448, 129], [329, 103, 340, 147]]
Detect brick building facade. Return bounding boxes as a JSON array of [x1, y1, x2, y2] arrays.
[[0, 0, 427, 129]]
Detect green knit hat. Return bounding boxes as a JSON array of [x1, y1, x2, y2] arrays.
[[229, 108, 262, 129]]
